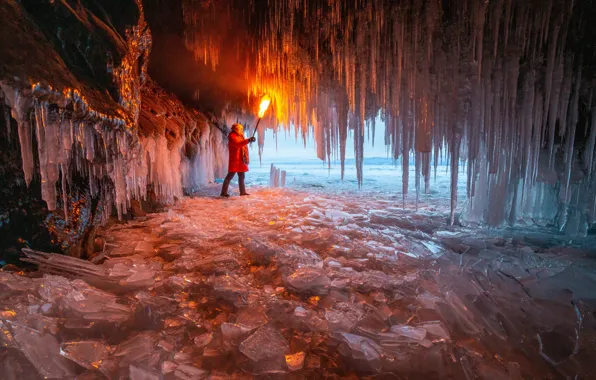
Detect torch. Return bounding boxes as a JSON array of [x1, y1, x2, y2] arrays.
[[251, 95, 271, 139]]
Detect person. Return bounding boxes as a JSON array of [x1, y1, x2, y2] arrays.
[[220, 123, 256, 197]]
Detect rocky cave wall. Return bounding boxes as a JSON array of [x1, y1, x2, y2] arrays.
[[0, 0, 228, 259]]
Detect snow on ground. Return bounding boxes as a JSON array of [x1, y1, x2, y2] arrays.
[[1, 183, 596, 379]]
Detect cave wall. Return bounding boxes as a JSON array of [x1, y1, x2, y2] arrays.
[[0, 0, 228, 258]]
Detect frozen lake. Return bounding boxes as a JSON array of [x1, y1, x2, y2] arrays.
[[9, 185, 596, 378]]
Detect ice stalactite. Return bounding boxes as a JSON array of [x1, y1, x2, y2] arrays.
[[0, 82, 226, 221], [1, 84, 35, 187], [0, 0, 229, 225], [181, 0, 596, 235]]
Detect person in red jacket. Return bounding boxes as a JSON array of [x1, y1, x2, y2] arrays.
[[220, 123, 256, 197]]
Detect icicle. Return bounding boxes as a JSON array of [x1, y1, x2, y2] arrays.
[[4, 105, 10, 140], [1, 85, 35, 186], [547, 57, 564, 168], [450, 123, 461, 227], [61, 164, 68, 222], [586, 107, 596, 182]]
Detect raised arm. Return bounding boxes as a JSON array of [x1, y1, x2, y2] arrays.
[[228, 133, 250, 148]]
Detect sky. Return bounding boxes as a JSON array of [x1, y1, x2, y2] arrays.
[[251, 117, 391, 162]]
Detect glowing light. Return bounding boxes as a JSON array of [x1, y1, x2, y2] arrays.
[[0, 311, 16, 319], [285, 352, 305, 371], [257, 96, 271, 118]]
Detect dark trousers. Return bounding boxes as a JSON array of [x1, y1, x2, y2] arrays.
[[220, 172, 246, 195]]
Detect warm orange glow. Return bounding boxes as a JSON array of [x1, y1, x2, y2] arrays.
[[257, 96, 271, 118]]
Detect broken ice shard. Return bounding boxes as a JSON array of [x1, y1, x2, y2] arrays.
[[240, 326, 290, 361], [113, 331, 159, 365], [418, 321, 450, 341], [211, 275, 249, 304], [390, 324, 427, 341], [59, 340, 113, 370], [333, 332, 383, 372], [7, 321, 76, 378], [284, 267, 330, 295], [174, 364, 208, 380], [194, 332, 213, 348], [129, 363, 163, 380], [236, 306, 268, 329]]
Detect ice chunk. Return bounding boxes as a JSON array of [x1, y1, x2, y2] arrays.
[[0, 345, 49, 379], [211, 275, 249, 304], [325, 209, 352, 221], [243, 240, 281, 263], [239, 326, 289, 364], [37, 274, 73, 302], [162, 361, 178, 374], [7, 321, 75, 378], [290, 305, 329, 332], [236, 306, 268, 329], [325, 302, 364, 331], [351, 270, 403, 291], [333, 332, 383, 372], [62, 286, 132, 323], [121, 267, 156, 287], [294, 306, 308, 318], [130, 363, 162, 380], [0, 272, 38, 293], [194, 333, 213, 348], [418, 321, 450, 341], [440, 291, 481, 334], [59, 340, 113, 370], [134, 241, 155, 255], [220, 323, 253, 344], [21, 249, 109, 282], [174, 364, 208, 380], [113, 331, 159, 365], [284, 267, 330, 295], [390, 324, 427, 341]]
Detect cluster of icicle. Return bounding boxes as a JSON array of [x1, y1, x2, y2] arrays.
[[269, 164, 287, 188], [0, 83, 227, 222], [182, 0, 596, 235], [0, 0, 228, 224]]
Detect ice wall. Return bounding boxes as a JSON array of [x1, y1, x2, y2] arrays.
[[181, 0, 596, 235], [0, 82, 226, 222], [0, 0, 228, 225]]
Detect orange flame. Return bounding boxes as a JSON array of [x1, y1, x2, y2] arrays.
[[258, 96, 271, 118]]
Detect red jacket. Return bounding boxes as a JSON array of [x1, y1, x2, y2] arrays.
[[228, 132, 250, 173]]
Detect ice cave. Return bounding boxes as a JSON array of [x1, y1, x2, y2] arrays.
[[0, 0, 595, 378]]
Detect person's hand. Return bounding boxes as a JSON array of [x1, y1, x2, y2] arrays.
[[249, 137, 256, 143]]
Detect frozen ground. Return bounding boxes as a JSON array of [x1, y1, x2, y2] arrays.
[[1, 181, 596, 379]]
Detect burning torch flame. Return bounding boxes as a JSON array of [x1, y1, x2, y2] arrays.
[[258, 96, 271, 118]]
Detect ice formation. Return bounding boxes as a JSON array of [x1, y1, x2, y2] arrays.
[[182, 0, 596, 235], [0, 2, 228, 223], [3, 188, 595, 378], [0, 81, 227, 222], [269, 164, 287, 188]]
